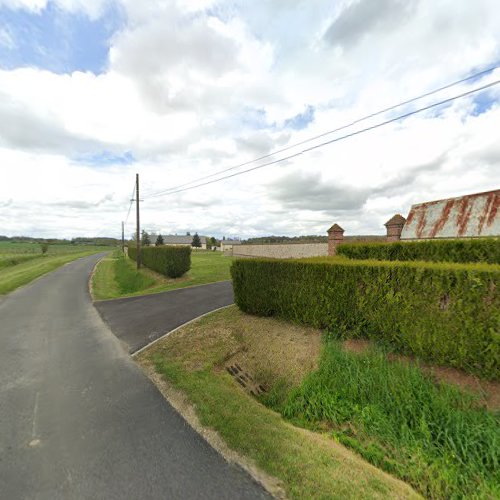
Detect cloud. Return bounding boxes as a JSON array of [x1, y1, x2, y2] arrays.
[[268, 170, 370, 212], [0, 0, 499, 239], [0, 90, 100, 153], [324, 0, 417, 48]]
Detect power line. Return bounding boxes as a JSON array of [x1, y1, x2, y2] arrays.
[[148, 77, 500, 198], [146, 64, 500, 198]]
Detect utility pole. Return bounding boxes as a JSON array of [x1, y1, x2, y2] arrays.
[[121, 221, 125, 254], [136, 173, 141, 269]]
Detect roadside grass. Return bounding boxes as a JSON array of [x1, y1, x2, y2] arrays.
[[0, 248, 109, 295], [269, 342, 500, 499], [0, 254, 40, 270], [137, 307, 420, 500], [92, 250, 233, 300]]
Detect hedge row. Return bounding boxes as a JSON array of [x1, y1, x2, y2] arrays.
[[337, 238, 500, 264], [128, 245, 191, 278], [231, 258, 500, 379]]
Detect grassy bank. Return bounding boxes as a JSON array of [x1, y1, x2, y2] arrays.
[[0, 248, 109, 294], [92, 250, 232, 300], [138, 306, 499, 499], [137, 307, 419, 499], [269, 343, 499, 499]]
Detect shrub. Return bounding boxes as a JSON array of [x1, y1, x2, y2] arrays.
[[337, 238, 500, 264], [128, 245, 191, 278], [231, 258, 500, 379]]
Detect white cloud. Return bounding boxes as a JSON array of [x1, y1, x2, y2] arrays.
[[1, 0, 500, 238]]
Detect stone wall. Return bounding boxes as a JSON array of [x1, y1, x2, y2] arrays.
[[232, 243, 328, 259]]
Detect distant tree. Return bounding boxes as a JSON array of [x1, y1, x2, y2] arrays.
[[222, 236, 226, 240], [191, 233, 202, 248], [141, 230, 151, 246], [155, 234, 164, 246], [40, 242, 49, 254], [186, 231, 191, 236], [210, 236, 218, 247]]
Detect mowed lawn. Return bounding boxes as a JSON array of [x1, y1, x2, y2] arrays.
[[0, 242, 111, 294], [92, 250, 233, 300]]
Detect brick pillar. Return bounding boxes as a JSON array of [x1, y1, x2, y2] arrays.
[[384, 214, 406, 242], [327, 224, 344, 256]]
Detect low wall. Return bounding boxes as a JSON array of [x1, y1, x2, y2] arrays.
[[232, 243, 328, 259]]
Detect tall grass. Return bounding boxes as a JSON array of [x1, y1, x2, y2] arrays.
[[263, 342, 499, 498], [0, 254, 40, 270], [114, 254, 156, 294]]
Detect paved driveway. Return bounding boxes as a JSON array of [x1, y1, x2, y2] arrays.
[[94, 281, 234, 353], [0, 255, 268, 500]]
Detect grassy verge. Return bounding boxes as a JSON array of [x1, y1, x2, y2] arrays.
[[270, 342, 499, 499], [92, 250, 233, 300], [0, 250, 108, 295], [0, 254, 40, 270], [137, 307, 420, 499]]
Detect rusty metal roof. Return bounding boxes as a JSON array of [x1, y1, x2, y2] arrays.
[[400, 189, 500, 239]]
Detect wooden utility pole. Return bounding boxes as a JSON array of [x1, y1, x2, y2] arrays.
[[121, 221, 125, 254], [136, 173, 141, 269]]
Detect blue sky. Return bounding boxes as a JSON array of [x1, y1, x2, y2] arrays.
[[0, 0, 498, 239], [0, 1, 123, 74]]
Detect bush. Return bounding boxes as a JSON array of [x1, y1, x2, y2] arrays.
[[128, 245, 191, 278], [231, 258, 500, 379], [337, 238, 500, 264]]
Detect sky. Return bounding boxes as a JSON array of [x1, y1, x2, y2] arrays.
[[0, 0, 499, 240]]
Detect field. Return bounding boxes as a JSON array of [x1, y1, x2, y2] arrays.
[[0, 242, 111, 294], [138, 306, 499, 499], [92, 249, 233, 300]]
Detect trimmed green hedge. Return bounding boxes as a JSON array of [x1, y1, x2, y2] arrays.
[[337, 238, 500, 264], [128, 245, 191, 278], [231, 258, 500, 379]]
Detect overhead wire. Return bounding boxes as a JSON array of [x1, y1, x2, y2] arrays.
[[147, 77, 500, 198], [146, 63, 500, 198]]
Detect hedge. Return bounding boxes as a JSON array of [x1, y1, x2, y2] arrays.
[[337, 238, 500, 264], [128, 245, 191, 278], [231, 258, 500, 379]]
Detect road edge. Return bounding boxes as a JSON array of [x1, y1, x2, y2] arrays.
[[131, 304, 234, 357]]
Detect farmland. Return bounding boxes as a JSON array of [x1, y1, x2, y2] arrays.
[[0, 242, 111, 294]]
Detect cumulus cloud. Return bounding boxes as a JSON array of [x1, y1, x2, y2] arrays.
[[324, 0, 417, 47], [0, 0, 499, 238], [269, 170, 370, 212]]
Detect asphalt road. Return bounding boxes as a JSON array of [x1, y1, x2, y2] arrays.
[[0, 254, 269, 500], [95, 281, 234, 354]]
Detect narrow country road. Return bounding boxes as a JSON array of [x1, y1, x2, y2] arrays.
[[95, 280, 234, 353], [0, 254, 269, 500]]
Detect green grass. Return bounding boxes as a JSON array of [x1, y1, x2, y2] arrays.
[[92, 250, 233, 300], [0, 246, 110, 294], [266, 341, 500, 499], [0, 254, 40, 270], [0, 241, 110, 255], [138, 307, 419, 499]]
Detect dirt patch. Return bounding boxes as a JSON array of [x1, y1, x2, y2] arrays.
[[343, 339, 500, 410], [151, 307, 322, 391]]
